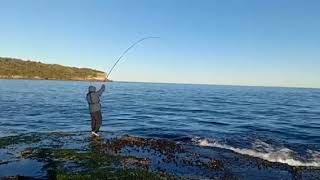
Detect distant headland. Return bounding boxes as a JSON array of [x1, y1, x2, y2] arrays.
[[0, 57, 108, 82]]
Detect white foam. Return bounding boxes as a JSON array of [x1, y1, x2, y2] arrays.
[[196, 138, 320, 167]]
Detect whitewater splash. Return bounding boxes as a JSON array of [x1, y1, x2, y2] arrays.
[[195, 138, 320, 167]]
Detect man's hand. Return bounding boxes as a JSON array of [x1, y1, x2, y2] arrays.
[[97, 84, 106, 96]]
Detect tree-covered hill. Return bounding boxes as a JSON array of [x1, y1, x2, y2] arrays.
[[0, 57, 107, 81]]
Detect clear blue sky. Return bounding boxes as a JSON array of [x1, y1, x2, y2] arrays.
[[1, 0, 319, 88]]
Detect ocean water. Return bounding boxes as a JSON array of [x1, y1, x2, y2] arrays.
[[0, 80, 319, 167]]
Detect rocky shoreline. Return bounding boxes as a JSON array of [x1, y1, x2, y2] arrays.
[[0, 132, 319, 179], [0, 76, 109, 82]]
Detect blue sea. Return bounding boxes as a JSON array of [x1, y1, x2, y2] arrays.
[[0, 80, 319, 167]]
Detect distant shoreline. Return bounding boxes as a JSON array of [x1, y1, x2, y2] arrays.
[[0, 57, 108, 82], [0, 77, 111, 82]]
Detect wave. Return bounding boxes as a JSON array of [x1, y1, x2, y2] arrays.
[[197, 120, 230, 126], [194, 138, 320, 167]]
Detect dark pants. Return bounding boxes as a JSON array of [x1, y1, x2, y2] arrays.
[[90, 110, 102, 132]]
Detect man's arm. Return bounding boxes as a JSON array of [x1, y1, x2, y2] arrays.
[[97, 84, 105, 96]]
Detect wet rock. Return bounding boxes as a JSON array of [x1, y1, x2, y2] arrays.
[[2, 132, 320, 179], [210, 159, 224, 170], [122, 157, 151, 169], [0, 134, 42, 148], [1, 176, 35, 180], [102, 135, 183, 158]]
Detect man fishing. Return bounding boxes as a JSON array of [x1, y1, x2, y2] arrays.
[[85, 37, 158, 137], [86, 84, 105, 137]]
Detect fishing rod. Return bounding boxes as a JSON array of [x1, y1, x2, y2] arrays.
[[106, 36, 160, 80]]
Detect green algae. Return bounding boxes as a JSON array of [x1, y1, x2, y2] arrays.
[[0, 134, 42, 148], [20, 147, 176, 179], [56, 169, 175, 180], [21, 148, 124, 170]]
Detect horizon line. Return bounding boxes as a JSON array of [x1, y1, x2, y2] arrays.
[[112, 80, 320, 90]]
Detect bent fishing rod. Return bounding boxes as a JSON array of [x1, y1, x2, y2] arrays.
[[106, 36, 160, 80]]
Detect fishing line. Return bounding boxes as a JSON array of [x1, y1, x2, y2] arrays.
[[106, 36, 160, 80]]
